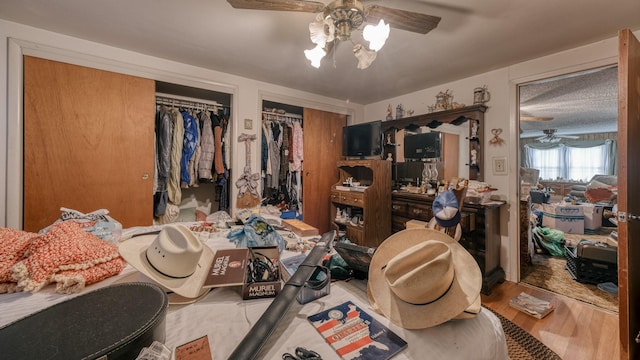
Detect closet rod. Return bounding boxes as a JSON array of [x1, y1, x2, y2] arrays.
[[261, 111, 303, 120], [155, 92, 230, 109]]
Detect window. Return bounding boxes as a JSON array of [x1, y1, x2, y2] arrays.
[[523, 140, 616, 182]]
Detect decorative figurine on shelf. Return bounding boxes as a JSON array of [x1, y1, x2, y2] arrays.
[[386, 104, 393, 120], [473, 85, 490, 105], [396, 104, 405, 119], [434, 89, 453, 111], [406, 109, 414, 116], [386, 153, 393, 161], [470, 148, 478, 166], [470, 119, 480, 139]]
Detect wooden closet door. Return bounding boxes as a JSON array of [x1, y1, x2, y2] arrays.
[[23, 56, 155, 232], [302, 108, 346, 233]]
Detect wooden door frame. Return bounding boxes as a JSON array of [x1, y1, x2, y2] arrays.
[[617, 28, 640, 360]]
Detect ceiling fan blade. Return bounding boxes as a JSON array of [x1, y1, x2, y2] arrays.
[[364, 5, 441, 34], [226, 0, 325, 13]]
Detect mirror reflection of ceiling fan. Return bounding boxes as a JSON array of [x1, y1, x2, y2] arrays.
[[536, 129, 579, 143], [520, 111, 554, 121]]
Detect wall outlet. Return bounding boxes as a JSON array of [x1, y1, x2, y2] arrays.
[[493, 156, 507, 175]]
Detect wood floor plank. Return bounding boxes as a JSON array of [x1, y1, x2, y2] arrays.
[[482, 281, 619, 360]]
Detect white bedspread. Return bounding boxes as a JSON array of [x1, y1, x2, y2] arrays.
[[0, 227, 508, 360]]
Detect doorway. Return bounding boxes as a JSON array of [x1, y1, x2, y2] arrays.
[[517, 65, 619, 312]]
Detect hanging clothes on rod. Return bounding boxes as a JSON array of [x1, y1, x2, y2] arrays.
[[153, 93, 232, 221], [261, 110, 303, 215]]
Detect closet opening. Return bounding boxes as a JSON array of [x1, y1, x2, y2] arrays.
[[261, 100, 304, 219], [154, 81, 232, 225]]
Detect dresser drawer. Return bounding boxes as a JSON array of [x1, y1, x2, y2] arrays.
[[330, 190, 364, 207]]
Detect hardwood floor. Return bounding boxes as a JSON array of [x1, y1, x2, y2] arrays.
[[482, 281, 619, 360]]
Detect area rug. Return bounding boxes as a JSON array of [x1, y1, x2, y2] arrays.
[[521, 253, 618, 312], [486, 307, 562, 360]]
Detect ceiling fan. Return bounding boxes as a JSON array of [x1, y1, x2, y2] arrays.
[[227, 0, 441, 68], [520, 111, 554, 122], [535, 129, 579, 143]]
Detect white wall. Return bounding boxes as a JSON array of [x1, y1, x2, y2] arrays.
[[363, 32, 631, 282], [0, 19, 364, 229]]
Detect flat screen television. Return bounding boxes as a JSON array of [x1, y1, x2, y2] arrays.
[[342, 120, 382, 159], [404, 131, 442, 160]]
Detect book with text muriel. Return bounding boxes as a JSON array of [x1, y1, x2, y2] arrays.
[[307, 301, 407, 360]]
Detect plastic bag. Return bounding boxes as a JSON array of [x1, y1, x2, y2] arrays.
[[532, 226, 565, 257], [39, 208, 123, 243], [227, 214, 286, 252]]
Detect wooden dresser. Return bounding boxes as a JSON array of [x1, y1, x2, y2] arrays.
[[391, 191, 505, 294]]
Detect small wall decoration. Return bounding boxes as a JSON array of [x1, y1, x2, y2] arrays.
[[236, 133, 261, 208], [489, 128, 505, 145], [244, 118, 253, 130]]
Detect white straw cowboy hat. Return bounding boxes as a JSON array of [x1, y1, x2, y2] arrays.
[[118, 224, 214, 299], [368, 228, 482, 329]]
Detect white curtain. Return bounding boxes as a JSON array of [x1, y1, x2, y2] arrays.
[[523, 139, 616, 181]]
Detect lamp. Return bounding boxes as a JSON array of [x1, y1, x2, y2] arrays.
[[304, 0, 390, 69]]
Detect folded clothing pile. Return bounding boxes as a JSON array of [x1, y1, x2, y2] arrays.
[[0, 221, 126, 294]]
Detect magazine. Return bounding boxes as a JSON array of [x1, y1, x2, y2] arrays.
[[307, 301, 407, 360], [509, 292, 554, 319]]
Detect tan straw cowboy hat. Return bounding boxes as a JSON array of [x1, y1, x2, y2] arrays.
[[118, 224, 214, 299], [368, 228, 482, 329]]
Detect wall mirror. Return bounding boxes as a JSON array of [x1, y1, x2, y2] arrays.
[[390, 122, 469, 186]]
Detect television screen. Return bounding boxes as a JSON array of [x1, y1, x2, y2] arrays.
[[342, 120, 382, 158], [404, 131, 442, 160]]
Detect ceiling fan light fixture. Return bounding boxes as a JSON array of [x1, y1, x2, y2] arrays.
[[309, 14, 334, 47], [353, 43, 377, 69], [363, 19, 389, 51], [304, 44, 326, 68]]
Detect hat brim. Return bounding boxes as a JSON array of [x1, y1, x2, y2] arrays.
[[368, 228, 482, 329], [427, 217, 462, 241], [118, 234, 214, 299]]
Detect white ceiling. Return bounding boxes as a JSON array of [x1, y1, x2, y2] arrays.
[[519, 65, 619, 138], [0, 0, 638, 135]]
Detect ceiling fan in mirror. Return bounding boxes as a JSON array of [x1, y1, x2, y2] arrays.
[[226, 0, 441, 69], [535, 129, 579, 143], [520, 111, 554, 122]]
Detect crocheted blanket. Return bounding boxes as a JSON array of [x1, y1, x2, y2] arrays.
[[0, 221, 126, 294]]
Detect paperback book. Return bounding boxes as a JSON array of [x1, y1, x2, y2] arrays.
[[202, 248, 248, 288], [509, 292, 554, 319], [307, 301, 407, 360]]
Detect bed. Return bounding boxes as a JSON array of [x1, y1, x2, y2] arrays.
[[0, 225, 509, 359]]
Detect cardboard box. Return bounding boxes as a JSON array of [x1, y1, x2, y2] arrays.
[[242, 246, 282, 300], [203, 246, 281, 300], [406, 219, 428, 229], [282, 219, 319, 237], [581, 204, 603, 234], [542, 203, 584, 234]]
